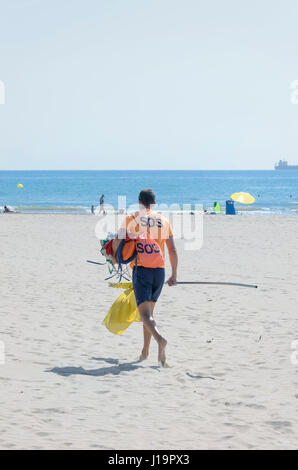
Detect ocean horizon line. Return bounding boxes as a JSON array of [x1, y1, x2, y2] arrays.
[[0, 168, 280, 172]]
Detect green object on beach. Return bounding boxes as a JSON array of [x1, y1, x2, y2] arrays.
[[213, 202, 221, 213]]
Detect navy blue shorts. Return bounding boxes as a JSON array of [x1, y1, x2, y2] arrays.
[[132, 267, 165, 306]]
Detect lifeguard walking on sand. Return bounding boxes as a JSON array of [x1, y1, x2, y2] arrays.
[[117, 189, 178, 366]]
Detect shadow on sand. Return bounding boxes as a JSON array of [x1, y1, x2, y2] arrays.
[[47, 357, 160, 377]]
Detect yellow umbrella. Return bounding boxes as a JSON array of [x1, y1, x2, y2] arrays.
[[17, 184, 23, 188], [231, 192, 255, 204]]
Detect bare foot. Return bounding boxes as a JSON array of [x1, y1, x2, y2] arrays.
[[158, 337, 167, 366], [137, 352, 148, 362], [158, 361, 170, 368]]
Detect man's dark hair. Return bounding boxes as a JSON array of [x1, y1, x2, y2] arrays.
[[138, 188, 156, 208]]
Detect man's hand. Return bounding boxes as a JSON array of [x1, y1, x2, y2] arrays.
[[166, 237, 178, 287], [167, 274, 177, 286]]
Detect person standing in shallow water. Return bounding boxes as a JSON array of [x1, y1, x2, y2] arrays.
[[118, 188, 178, 367]]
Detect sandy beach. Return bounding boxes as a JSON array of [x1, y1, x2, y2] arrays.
[[0, 213, 297, 450]]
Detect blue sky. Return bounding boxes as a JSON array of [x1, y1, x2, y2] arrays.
[[1, 0, 298, 170]]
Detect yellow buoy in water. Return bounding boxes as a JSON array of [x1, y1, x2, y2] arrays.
[[231, 192, 255, 204], [17, 184, 23, 188]]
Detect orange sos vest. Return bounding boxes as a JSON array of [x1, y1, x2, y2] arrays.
[[123, 212, 173, 269]]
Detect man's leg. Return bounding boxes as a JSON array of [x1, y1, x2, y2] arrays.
[[138, 301, 167, 365], [141, 302, 155, 359]]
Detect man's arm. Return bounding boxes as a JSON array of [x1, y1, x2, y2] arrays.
[[166, 236, 178, 286], [111, 215, 130, 263], [112, 213, 137, 262]]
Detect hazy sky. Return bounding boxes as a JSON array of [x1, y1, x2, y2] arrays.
[[1, 0, 298, 170]]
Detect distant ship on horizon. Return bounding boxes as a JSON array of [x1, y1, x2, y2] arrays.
[[274, 160, 298, 170]]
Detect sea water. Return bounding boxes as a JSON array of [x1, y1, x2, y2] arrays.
[[0, 170, 298, 214]]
